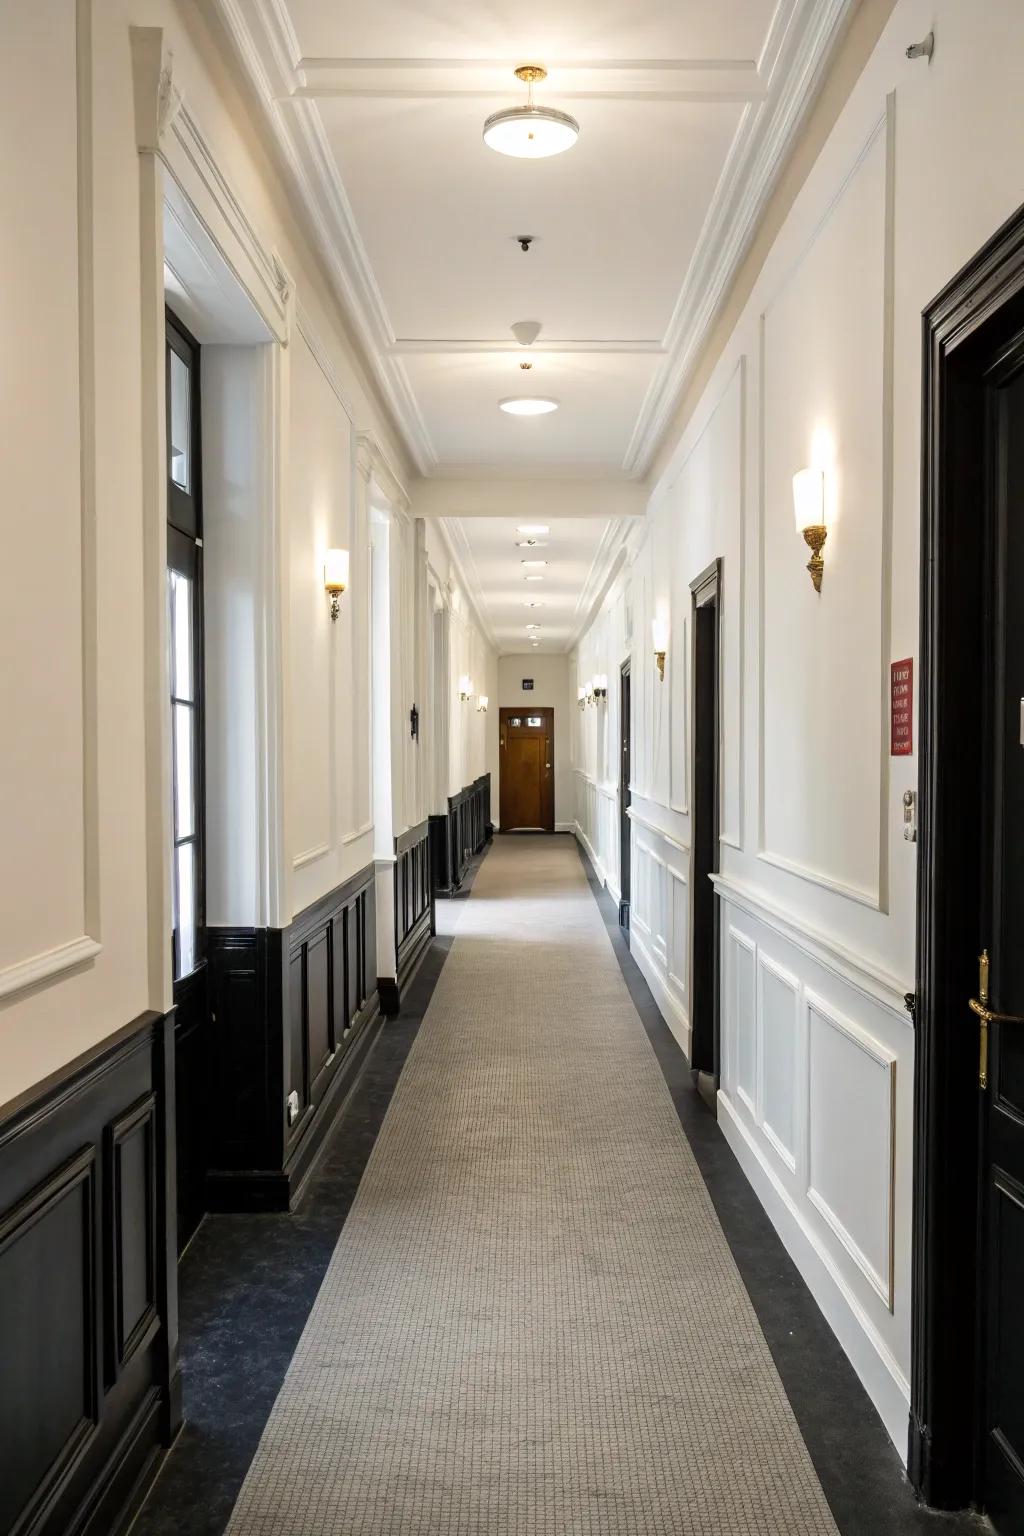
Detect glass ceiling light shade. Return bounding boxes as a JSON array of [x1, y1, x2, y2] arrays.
[[483, 67, 579, 159], [517, 525, 549, 535], [499, 397, 559, 416]]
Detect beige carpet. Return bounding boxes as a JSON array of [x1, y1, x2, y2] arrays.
[[225, 836, 839, 1535]]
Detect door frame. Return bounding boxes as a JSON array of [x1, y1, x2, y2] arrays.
[[619, 659, 632, 929], [689, 559, 722, 1090], [912, 202, 1024, 1509], [498, 706, 555, 832]]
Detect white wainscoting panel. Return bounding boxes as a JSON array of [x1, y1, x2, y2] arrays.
[[807, 989, 896, 1310], [716, 888, 910, 1454], [757, 952, 800, 1173], [729, 926, 758, 1117]]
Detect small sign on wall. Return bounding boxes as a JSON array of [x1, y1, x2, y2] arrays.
[[522, 678, 534, 691], [891, 658, 913, 756]]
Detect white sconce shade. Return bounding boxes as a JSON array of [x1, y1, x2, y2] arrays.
[[459, 675, 474, 701], [324, 547, 349, 620], [792, 466, 825, 532], [477, 694, 489, 713]]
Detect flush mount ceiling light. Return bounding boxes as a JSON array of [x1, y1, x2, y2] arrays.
[[517, 525, 549, 535], [483, 66, 579, 159], [525, 576, 544, 582], [516, 539, 545, 548], [499, 396, 559, 416], [521, 558, 548, 566]]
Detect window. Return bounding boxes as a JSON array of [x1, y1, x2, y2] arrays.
[[165, 312, 204, 982]]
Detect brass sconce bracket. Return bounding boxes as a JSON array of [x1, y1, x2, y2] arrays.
[[329, 593, 342, 621], [802, 525, 827, 593], [654, 650, 666, 682]]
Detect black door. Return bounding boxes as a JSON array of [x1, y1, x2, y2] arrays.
[[166, 310, 208, 1254], [690, 561, 721, 1091], [619, 660, 631, 929], [978, 331, 1024, 1533]]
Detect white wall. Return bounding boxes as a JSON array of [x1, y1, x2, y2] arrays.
[[498, 655, 573, 830], [570, 0, 1024, 1457], [0, 0, 498, 1106]]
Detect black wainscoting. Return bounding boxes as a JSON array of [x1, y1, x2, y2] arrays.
[[381, 821, 435, 1016], [0, 1013, 179, 1536], [205, 864, 381, 1214], [430, 774, 491, 897]]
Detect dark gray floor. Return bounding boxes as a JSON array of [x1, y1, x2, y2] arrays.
[[131, 836, 986, 1536]]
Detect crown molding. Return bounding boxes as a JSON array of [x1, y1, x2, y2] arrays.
[[356, 429, 410, 513], [387, 338, 664, 355], [622, 0, 860, 477], [564, 519, 638, 652], [436, 518, 501, 654], [211, 0, 438, 473]]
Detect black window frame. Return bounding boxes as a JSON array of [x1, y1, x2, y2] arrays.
[[165, 309, 206, 987]]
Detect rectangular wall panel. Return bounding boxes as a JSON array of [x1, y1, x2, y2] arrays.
[[757, 954, 799, 1171], [807, 991, 896, 1308], [729, 927, 757, 1115]]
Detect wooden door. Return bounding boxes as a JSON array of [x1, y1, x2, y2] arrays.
[[499, 707, 554, 831], [977, 331, 1024, 1533]]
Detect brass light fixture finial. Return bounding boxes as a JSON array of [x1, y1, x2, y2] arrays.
[[793, 467, 827, 593], [802, 524, 828, 593]]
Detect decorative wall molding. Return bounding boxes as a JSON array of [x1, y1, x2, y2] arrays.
[[0, 936, 103, 1003], [712, 871, 911, 1019], [356, 430, 410, 513], [622, 0, 860, 474], [806, 988, 896, 1311], [718, 1089, 910, 1451], [2, 0, 104, 1003], [755, 101, 895, 912], [212, 0, 438, 471], [756, 950, 800, 1173]]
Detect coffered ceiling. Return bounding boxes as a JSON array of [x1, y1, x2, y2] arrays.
[[215, 0, 857, 479]]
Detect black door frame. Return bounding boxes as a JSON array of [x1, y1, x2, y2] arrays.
[[912, 202, 1024, 1509], [619, 659, 631, 929], [689, 559, 721, 1088]]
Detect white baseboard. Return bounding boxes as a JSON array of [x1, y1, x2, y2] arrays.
[[717, 1090, 911, 1457], [574, 823, 607, 887], [629, 924, 691, 1061], [556, 820, 576, 834]]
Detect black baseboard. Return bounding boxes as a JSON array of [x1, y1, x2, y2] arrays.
[[0, 1013, 178, 1536]]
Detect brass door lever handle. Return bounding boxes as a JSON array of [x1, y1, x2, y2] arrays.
[[969, 949, 1024, 1089], [968, 998, 1024, 1027]]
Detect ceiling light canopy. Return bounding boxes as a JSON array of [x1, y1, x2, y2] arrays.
[[499, 396, 559, 416], [483, 67, 579, 160]]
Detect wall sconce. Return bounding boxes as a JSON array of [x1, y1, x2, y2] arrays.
[[652, 617, 668, 681], [476, 694, 488, 713], [793, 466, 827, 592], [593, 674, 608, 701], [577, 686, 587, 711], [324, 547, 349, 620], [459, 674, 474, 701], [585, 683, 595, 707]]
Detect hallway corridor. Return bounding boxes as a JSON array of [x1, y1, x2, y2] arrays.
[[224, 836, 838, 1533]]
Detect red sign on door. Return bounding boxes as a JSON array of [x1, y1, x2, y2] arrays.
[[890, 658, 913, 756]]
